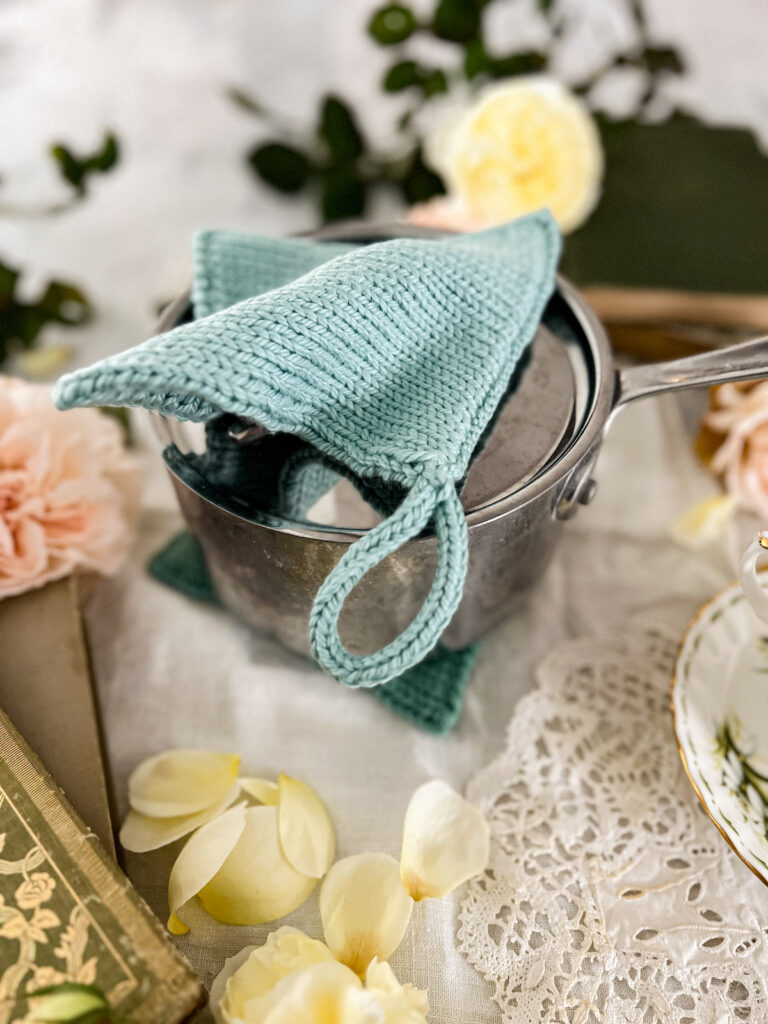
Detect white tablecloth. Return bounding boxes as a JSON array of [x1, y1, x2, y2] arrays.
[[83, 391, 753, 1023], [5, 4, 765, 1016]]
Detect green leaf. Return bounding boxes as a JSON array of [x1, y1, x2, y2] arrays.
[[383, 62, 447, 96], [320, 168, 366, 221], [0, 258, 91, 365], [400, 148, 445, 204], [247, 142, 311, 192], [38, 281, 89, 324], [89, 132, 119, 172], [50, 144, 87, 192], [642, 46, 685, 74], [463, 38, 491, 78], [0, 262, 19, 298], [537, 0, 555, 11], [21, 982, 109, 1002], [368, 4, 417, 45], [487, 49, 547, 78], [319, 96, 365, 162], [383, 60, 421, 92], [49, 132, 120, 195], [422, 68, 448, 96], [432, 0, 481, 43]]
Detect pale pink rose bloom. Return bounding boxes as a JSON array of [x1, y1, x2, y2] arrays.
[[0, 376, 141, 599], [405, 196, 489, 233], [707, 381, 768, 518]]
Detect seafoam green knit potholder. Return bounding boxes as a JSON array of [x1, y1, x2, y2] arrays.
[[53, 212, 560, 688]]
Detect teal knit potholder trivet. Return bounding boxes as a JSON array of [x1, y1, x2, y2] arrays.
[[148, 530, 477, 735], [54, 213, 560, 688]]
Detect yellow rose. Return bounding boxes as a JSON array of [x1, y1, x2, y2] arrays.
[[426, 75, 603, 233], [212, 927, 428, 1024]]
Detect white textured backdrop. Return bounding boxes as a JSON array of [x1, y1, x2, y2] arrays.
[[1, 0, 767, 367]]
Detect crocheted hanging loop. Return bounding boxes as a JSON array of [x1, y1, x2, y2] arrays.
[[309, 475, 468, 687]]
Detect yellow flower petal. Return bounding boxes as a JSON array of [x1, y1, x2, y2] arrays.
[[400, 780, 489, 900], [362, 959, 429, 1021], [319, 852, 413, 976], [668, 494, 737, 549], [129, 749, 240, 818], [120, 784, 241, 853], [436, 75, 603, 233], [239, 777, 280, 805], [277, 774, 335, 879], [167, 803, 247, 934], [15, 343, 73, 380], [232, 960, 361, 1024], [199, 806, 316, 926], [213, 927, 335, 1024], [211, 945, 257, 1024]]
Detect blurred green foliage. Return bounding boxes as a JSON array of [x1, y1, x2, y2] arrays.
[[241, 0, 685, 223], [0, 131, 120, 369], [0, 261, 90, 367], [50, 132, 120, 197], [247, 95, 443, 222]]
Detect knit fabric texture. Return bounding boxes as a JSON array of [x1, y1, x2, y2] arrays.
[[148, 529, 478, 735], [54, 212, 560, 687]]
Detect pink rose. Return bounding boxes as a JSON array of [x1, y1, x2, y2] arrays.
[[0, 376, 141, 599], [707, 381, 768, 518], [405, 196, 488, 233]]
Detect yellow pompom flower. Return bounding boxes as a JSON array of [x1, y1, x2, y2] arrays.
[[428, 76, 603, 233]]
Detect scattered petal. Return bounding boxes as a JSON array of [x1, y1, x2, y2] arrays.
[[400, 780, 489, 900], [167, 804, 246, 934], [668, 494, 736, 549], [213, 927, 335, 1023], [362, 959, 429, 1020], [130, 749, 240, 818], [200, 806, 316, 925], [277, 774, 335, 878], [228, 960, 360, 1024], [211, 945, 257, 1024], [239, 777, 280, 805], [320, 852, 413, 976], [15, 343, 74, 380], [120, 784, 240, 853]]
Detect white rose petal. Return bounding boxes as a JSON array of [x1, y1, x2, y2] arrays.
[[320, 852, 413, 976], [277, 774, 335, 878], [400, 780, 490, 900], [239, 777, 280, 805], [129, 749, 240, 817], [199, 806, 316, 926], [120, 784, 240, 853], [211, 945, 258, 1024], [167, 803, 247, 934], [236, 960, 360, 1024], [213, 927, 335, 1024], [668, 494, 736, 550], [363, 958, 429, 1020]]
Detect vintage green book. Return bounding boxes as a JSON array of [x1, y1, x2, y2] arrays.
[[0, 709, 205, 1023]]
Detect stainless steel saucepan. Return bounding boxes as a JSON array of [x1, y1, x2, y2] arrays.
[[152, 224, 768, 657]]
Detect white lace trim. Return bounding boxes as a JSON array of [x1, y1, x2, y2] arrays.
[[458, 609, 768, 1024]]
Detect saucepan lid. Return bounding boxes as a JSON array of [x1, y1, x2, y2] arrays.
[[154, 228, 600, 530]]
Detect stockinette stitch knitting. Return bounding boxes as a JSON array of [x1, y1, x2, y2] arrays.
[[53, 212, 560, 687]]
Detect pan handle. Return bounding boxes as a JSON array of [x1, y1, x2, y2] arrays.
[[614, 335, 768, 410]]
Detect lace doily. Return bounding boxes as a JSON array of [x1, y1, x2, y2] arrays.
[[458, 608, 768, 1024]]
